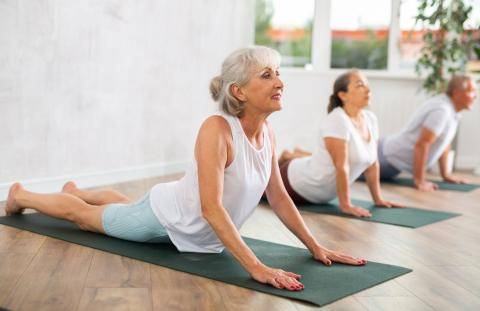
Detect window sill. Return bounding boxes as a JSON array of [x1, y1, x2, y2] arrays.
[[280, 67, 421, 81], [281, 67, 480, 81]]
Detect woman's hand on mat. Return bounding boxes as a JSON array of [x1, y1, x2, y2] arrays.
[[415, 180, 438, 191], [312, 245, 366, 266], [443, 175, 467, 184], [374, 199, 405, 208], [340, 204, 372, 217], [249, 264, 304, 291]]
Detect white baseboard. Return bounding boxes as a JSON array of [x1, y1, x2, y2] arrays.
[[475, 167, 480, 175], [0, 161, 189, 201], [455, 155, 480, 170]]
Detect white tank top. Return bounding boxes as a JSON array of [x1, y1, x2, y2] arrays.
[[149, 112, 272, 253]]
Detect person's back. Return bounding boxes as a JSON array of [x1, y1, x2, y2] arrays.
[[383, 93, 460, 173]]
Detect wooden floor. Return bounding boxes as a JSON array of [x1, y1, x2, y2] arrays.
[[1, 172, 480, 310]]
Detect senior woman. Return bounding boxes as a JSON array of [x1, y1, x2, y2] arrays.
[[6, 46, 365, 291], [279, 70, 404, 217]]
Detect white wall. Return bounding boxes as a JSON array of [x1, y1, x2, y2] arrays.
[[0, 0, 254, 199], [1, 1, 479, 200], [270, 69, 480, 170]]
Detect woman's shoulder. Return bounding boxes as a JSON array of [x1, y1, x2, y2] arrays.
[[198, 115, 233, 141], [327, 107, 345, 117], [325, 107, 349, 125]]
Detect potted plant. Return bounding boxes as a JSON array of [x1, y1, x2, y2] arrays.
[[415, 0, 475, 93]]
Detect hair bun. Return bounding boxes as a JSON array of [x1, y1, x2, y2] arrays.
[[209, 76, 223, 101]]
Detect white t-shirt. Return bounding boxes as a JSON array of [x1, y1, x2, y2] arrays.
[[382, 94, 460, 173], [288, 107, 379, 203]]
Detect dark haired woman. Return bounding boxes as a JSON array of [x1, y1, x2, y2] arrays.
[[279, 70, 404, 217]]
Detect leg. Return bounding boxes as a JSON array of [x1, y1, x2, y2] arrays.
[[6, 183, 106, 233], [62, 181, 131, 205]]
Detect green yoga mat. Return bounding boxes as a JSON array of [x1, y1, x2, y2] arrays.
[[382, 177, 480, 192], [296, 198, 460, 228], [0, 213, 411, 307]]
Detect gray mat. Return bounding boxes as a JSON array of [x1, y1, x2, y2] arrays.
[[295, 198, 460, 228]]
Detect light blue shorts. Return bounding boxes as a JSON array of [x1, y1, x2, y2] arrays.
[[102, 192, 171, 243]]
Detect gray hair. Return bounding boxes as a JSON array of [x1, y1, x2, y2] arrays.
[[447, 75, 473, 96], [209, 46, 281, 117]]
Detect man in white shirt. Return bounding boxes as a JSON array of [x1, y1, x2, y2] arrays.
[[381, 75, 478, 191]]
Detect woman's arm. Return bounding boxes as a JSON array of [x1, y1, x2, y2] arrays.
[[265, 124, 365, 266], [324, 137, 371, 217], [363, 161, 405, 208], [196, 116, 303, 291]]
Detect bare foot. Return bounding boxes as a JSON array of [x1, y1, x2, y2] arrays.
[[6, 183, 25, 216], [61, 181, 78, 195], [293, 147, 311, 157], [279, 150, 293, 167]]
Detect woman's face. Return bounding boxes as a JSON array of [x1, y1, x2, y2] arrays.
[[234, 66, 284, 115], [340, 73, 371, 109]]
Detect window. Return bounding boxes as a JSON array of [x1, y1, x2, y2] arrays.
[[330, 0, 391, 69], [254, 0, 480, 72], [465, 0, 480, 73], [398, 0, 426, 69], [398, 0, 480, 71], [254, 0, 315, 67]]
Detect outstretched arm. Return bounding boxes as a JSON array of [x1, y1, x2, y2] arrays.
[[265, 124, 365, 266], [196, 116, 303, 291], [324, 137, 371, 217], [364, 161, 404, 208]]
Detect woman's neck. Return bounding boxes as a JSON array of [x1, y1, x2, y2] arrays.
[[239, 110, 268, 141], [343, 103, 362, 119]]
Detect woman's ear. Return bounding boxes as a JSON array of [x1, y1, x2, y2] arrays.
[[337, 91, 347, 103], [230, 84, 247, 102]]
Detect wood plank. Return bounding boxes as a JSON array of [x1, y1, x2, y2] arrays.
[[395, 265, 480, 310], [2, 238, 94, 311], [356, 297, 435, 311], [77, 288, 151, 311], [0, 224, 45, 254], [150, 265, 224, 310], [85, 250, 150, 288], [0, 252, 36, 306]]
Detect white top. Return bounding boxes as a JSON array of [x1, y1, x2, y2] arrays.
[[288, 107, 379, 203], [149, 112, 272, 253], [383, 94, 460, 172]]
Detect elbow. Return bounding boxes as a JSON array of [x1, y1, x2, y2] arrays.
[[201, 206, 212, 221], [200, 203, 219, 221], [415, 139, 430, 151], [334, 164, 348, 175]]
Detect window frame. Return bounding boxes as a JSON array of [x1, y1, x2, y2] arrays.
[[310, 0, 406, 73]]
